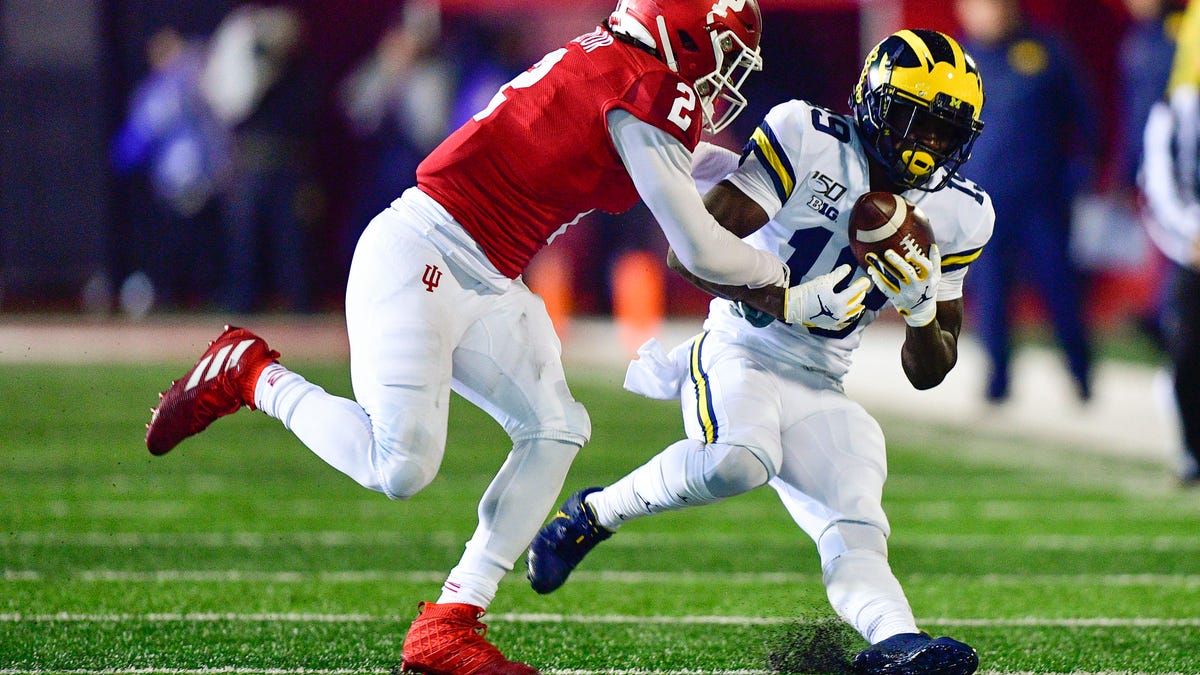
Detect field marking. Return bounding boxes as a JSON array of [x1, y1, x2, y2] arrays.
[[68, 570, 447, 583], [27, 496, 1200, 522], [907, 533, 1200, 551], [9, 530, 1200, 553], [0, 531, 455, 547], [0, 670, 777, 675], [0, 671, 391, 675], [7, 568, 1200, 588], [2, 571, 41, 580], [3, 612, 1199, 628], [0, 670, 1193, 675]]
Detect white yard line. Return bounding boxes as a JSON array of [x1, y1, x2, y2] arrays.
[[6, 568, 1200, 587], [0, 670, 1189, 675], [8, 530, 1200, 551], [0, 670, 390, 675], [0, 671, 1192, 675], [2, 612, 1198, 628]]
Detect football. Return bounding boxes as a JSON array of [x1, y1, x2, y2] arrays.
[[847, 192, 935, 270]]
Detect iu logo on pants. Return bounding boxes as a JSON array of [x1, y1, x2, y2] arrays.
[[422, 264, 443, 292]]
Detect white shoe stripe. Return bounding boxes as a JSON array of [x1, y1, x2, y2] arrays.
[[185, 356, 214, 391], [226, 339, 255, 372], [204, 345, 234, 382]]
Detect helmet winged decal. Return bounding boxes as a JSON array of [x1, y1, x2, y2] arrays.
[[708, 0, 752, 22]]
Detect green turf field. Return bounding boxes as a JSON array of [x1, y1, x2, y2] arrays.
[[2, 360, 1199, 674]]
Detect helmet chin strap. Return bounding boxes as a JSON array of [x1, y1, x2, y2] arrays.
[[655, 15, 678, 73]]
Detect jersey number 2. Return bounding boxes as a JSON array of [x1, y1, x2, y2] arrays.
[[667, 83, 697, 133], [475, 48, 697, 136]]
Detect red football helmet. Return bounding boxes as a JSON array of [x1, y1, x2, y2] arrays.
[[609, 0, 764, 133]]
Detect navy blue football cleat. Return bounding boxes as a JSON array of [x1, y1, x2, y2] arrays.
[[852, 632, 978, 675], [526, 487, 612, 594]]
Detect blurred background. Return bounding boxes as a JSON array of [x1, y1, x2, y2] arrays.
[[0, 0, 1174, 343]]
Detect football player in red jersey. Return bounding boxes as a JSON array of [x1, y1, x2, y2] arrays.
[[143, 2, 819, 673]]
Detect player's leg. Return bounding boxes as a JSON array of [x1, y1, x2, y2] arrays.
[[967, 199, 1015, 402], [527, 332, 782, 593], [769, 385, 915, 641], [250, 209, 461, 499], [1162, 263, 1200, 482], [403, 279, 586, 675], [433, 279, 591, 607], [590, 334, 780, 523], [770, 388, 977, 674], [1026, 206, 1092, 401], [146, 204, 460, 494]]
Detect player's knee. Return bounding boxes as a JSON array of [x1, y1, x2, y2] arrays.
[[705, 443, 771, 498], [376, 456, 437, 500], [371, 424, 442, 500], [511, 399, 591, 448]]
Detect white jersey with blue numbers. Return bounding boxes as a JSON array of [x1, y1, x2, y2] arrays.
[[706, 99, 995, 382]]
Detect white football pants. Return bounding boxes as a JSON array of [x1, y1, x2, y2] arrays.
[[255, 199, 591, 609], [591, 330, 918, 643]]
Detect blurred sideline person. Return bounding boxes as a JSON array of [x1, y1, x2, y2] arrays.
[[203, 4, 322, 313], [1117, 0, 1180, 197], [138, 1, 837, 673], [338, 1, 455, 271], [527, 29, 993, 675], [111, 26, 229, 313], [1117, 0, 1181, 345], [1140, 1, 1200, 485], [954, 0, 1098, 403]]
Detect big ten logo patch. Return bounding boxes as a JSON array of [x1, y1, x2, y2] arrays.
[[806, 170, 845, 222]]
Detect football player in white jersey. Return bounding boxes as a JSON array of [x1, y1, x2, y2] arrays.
[[528, 29, 994, 675]]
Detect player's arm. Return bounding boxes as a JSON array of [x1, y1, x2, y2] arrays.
[[866, 241, 963, 388], [890, 181, 992, 389], [668, 180, 869, 330], [665, 180, 786, 319], [900, 297, 961, 390], [1142, 97, 1200, 266], [608, 110, 788, 290]]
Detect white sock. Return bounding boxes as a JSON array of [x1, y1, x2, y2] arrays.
[[438, 438, 580, 609], [818, 523, 918, 643], [588, 439, 719, 531], [254, 364, 381, 491], [823, 549, 918, 643]]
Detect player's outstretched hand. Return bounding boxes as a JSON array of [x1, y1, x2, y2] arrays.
[[784, 264, 871, 329], [865, 244, 941, 327]]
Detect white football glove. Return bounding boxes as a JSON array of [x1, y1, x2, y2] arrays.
[[784, 264, 872, 329], [865, 244, 941, 327]]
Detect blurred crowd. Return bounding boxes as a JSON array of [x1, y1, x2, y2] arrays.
[[107, 1, 524, 316], [93, 1, 812, 319], [15, 0, 1199, 369]]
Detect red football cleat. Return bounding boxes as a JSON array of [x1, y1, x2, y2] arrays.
[[145, 325, 279, 456], [401, 602, 538, 675]]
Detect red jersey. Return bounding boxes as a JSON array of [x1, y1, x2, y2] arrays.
[[416, 27, 703, 279]]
